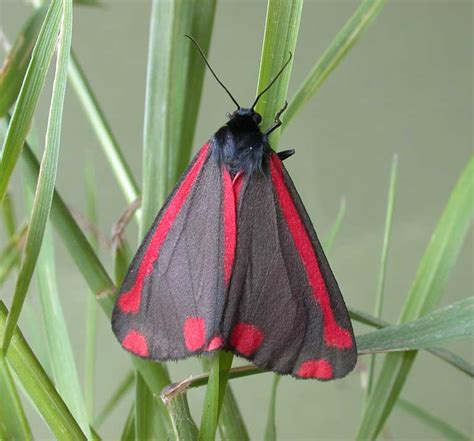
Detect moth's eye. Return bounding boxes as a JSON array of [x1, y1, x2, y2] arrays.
[[253, 113, 262, 124]]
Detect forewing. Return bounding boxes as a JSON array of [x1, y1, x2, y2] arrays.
[[223, 153, 357, 380], [112, 144, 234, 360]]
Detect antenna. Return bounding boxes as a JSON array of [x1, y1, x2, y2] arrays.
[[185, 35, 240, 109], [251, 52, 292, 110]]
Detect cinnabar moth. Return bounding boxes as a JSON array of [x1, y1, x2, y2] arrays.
[[112, 37, 357, 381]]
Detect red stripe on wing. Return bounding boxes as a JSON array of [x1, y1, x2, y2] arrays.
[[118, 144, 210, 313], [269, 154, 352, 349], [223, 168, 237, 285]]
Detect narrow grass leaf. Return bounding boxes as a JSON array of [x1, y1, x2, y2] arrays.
[[68, 52, 140, 211], [121, 405, 136, 441], [174, 0, 217, 180], [2, 0, 73, 351], [255, 0, 303, 146], [284, 0, 387, 126], [367, 155, 397, 396], [34, 225, 92, 438], [357, 157, 474, 440], [1, 191, 17, 238], [357, 297, 474, 353], [142, 0, 194, 235], [162, 392, 199, 440], [0, 302, 86, 440], [84, 158, 98, 417], [0, 354, 32, 440], [135, 372, 155, 440], [397, 398, 470, 441], [0, 0, 62, 201], [263, 375, 280, 441], [0, 7, 47, 117], [95, 371, 134, 427]]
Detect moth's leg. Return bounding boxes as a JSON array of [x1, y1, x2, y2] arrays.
[[277, 149, 295, 161], [264, 100, 288, 136]]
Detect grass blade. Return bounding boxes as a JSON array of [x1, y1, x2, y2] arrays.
[[357, 157, 474, 440], [284, 0, 387, 126], [0, 7, 47, 117], [162, 391, 199, 440], [121, 405, 136, 441], [174, 0, 217, 180], [2, 191, 17, 238], [321, 197, 346, 253], [0, 224, 26, 286], [95, 371, 134, 427], [84, 158, 99, 417], [68, 52, 140, 211], [397, 398, 470, 441], [35, 226, 92, 438], [357, 297, 474, 353], [0, 354, 32, 440], [255, 0, 303, 146], [263, 376, 280, 441], [0, 0, 62, 201], [0, 301, 86, 440], [2, 0, 73, 351], [135, 372, 154, 440], [366, 155, 398, 396], [199, 351, 233, 441]]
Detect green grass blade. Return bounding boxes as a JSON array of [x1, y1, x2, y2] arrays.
[[0, 224, 26, 286], [263, 375, 280, 441], [357, 157, 474, 440], [321, 197, 346, 253], [135, 372, 155, 440], [255, 0, 303, 146], [68, 52, 140, 211], [174, 0, 217, 180], [284, 0, 387, 126], [95, 371, 134, 427], [142, 0, 194, 235], [35, 226, 92, 438], [0, 301, 86, 440], [367, 155, 398, 397], [121, 405, 136, 441], [0, 0, 62, 201], [199, 351, 233, 441], [0, 7, 47, 117], [397, 398, 470, 441], [357, 297, 474, 353], [1, 192, 17, 238], [84, 158, 99, 418], [0, 354, 32, 440], [2, 0, 73, 351]]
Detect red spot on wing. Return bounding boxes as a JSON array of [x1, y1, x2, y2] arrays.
[[118, 144, 210, 313], [223, 168, 237, 285], [206, 335, 224, 351], [230, 323, 264, 356], [183, 316, 206, 351], [122, 330, 149, 357], [270, 154, 352, 349], [297, 359, 333, 379]]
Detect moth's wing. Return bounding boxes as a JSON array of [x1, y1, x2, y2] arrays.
[[112, 144, 235, 360], [222, 153, 357, 380]]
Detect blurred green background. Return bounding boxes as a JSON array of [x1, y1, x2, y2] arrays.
[[1, 0, 472, 439]]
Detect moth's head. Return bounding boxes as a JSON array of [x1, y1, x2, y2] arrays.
[[226, 108, 262, 131]]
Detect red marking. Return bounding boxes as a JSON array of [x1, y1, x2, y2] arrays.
[[270, 155, 352, 349], [122, 330, 149, 357], [118, 145, 210, 313], [230, 323, 263, 356], [232, 171, 244, 201], [206, 335, 224, 351], [297, 359, 333, 379], [183, 316, 206, 351], [223, 168, 237, 285]]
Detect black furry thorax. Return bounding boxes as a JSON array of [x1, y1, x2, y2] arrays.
[[211, 108, 272, 177]]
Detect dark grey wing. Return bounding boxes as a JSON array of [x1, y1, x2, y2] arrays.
[[222, 153, 357, 380]]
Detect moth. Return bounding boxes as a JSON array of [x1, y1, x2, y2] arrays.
[[112, 37, 357, 381]]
